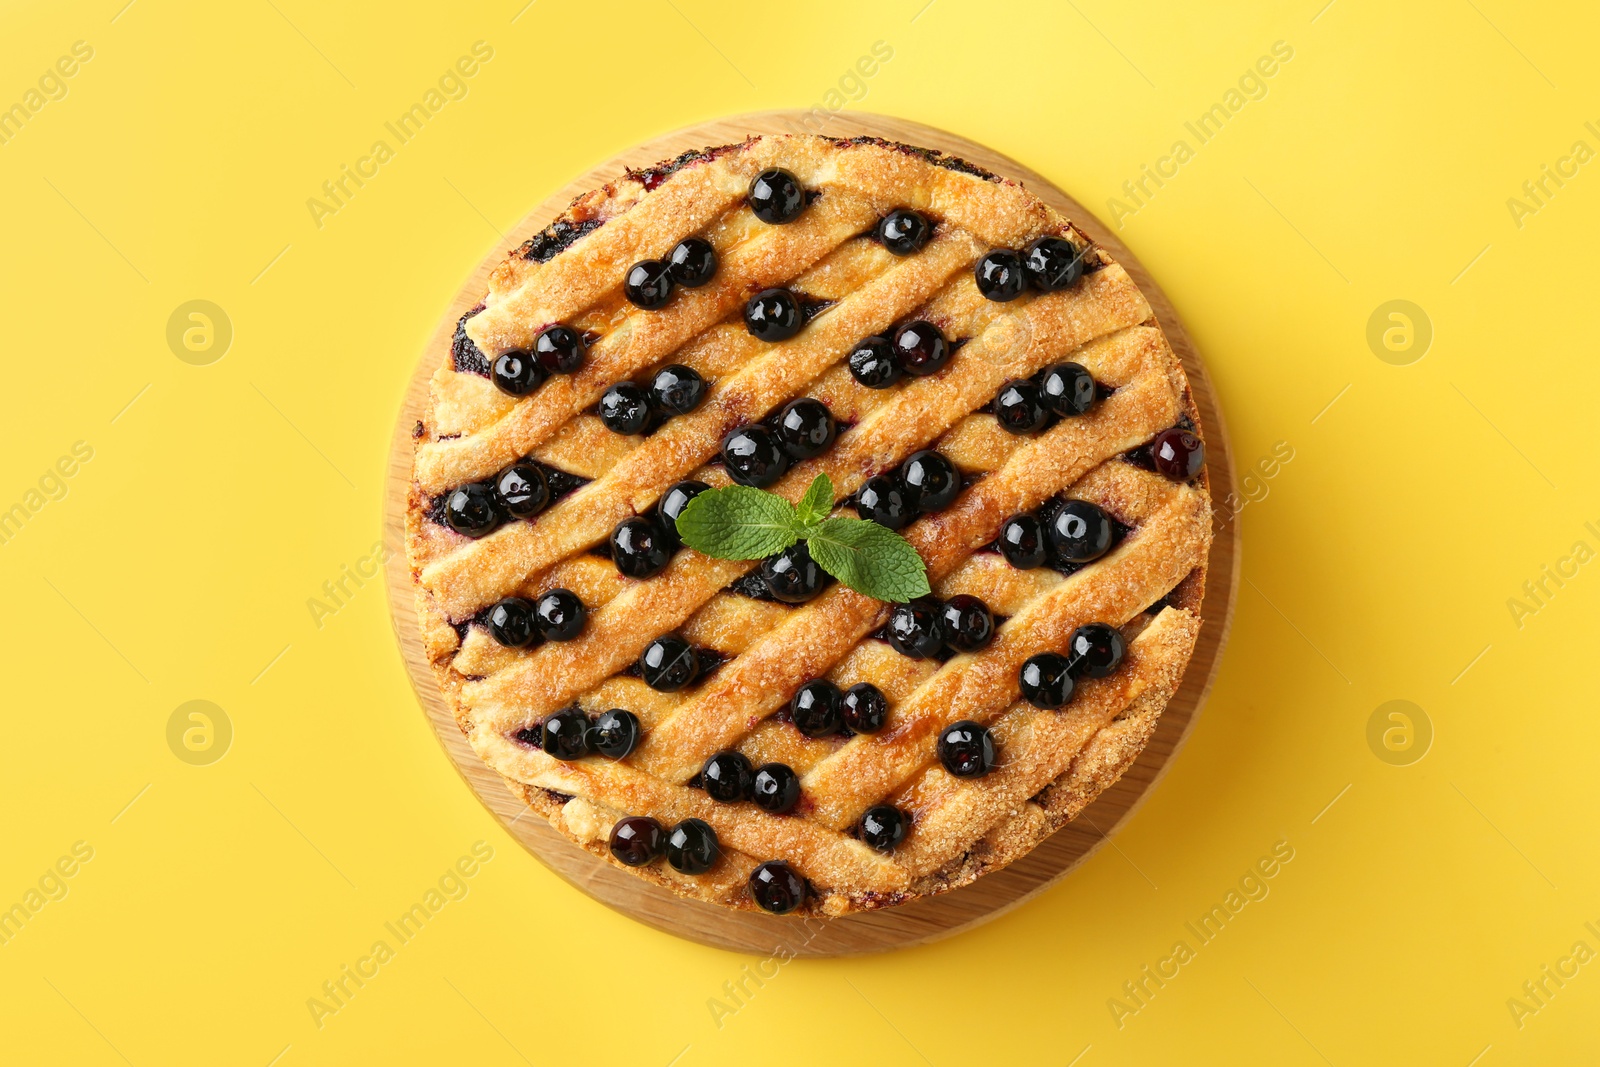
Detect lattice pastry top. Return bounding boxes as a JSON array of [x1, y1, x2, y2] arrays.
[[405, 134, 1212, 916]]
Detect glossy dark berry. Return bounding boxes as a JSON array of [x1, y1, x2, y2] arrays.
[[1023, 236, 1086, 291], [938, 719, 996, 778], [744, 288, 803, 342], [1151, 428, 1205, 481], [486, 597, 538, 648], [588, 709, 640, 760], [611, 516, 672, 579], [893, 320, 951, 377], [994, 379, 1049, 434], [790, 679, 843, 737], [854, 474, 913, 530], [667, 237, 717, 287], [491, 351, 545, 396], [901, 450, 960, 514], [609, 815, 663, 866], [748, 168, 806, 224], [859, 805, 906, 852], [640, 635, 699, 691], [877, 209, 930, 255], [1040, 362, 1097, 416], [887, 599, 945, 659], [749, 860, 807, 913], [534, 588, 586, 641], [624, 259, 674, 309], [665, 818, 719, 874], [534, 325, 586, 374], [1019, 652, 1074, 709], [444, 482, 500, 538], [598, 381, 653, 435], [650, 364, 706, 416], [975, 249, 1027, 301], [656, 479, 709, 550], [997, 514, 1047, 569], [760, 542, 825, 603], [494, 462, 549, 518], [940, 594, 994, 654], [848, 336, 900, 389], [774, 398, 836, 459], [751, 763, 802, 814], [540, 707, 591, 761], [1050, 501, 1115, 564], [1068, 623, 1126, 678], [701, 750, 754, 802], [842, 682, 888, 734], [721, 425, 789, 488]]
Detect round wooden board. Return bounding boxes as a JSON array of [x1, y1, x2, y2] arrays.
[[383, 111, 1239, 957]]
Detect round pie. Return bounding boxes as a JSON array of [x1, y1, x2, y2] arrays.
[[404, 133, 1213, 916]]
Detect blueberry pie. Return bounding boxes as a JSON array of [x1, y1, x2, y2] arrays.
[[405, 134, 1212, 916]]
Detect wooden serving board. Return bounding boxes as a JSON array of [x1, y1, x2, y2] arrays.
[[383, 111, 1238, 957]]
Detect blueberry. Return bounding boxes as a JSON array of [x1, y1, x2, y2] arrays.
[[444, 482, 500, 538], [640, 635, 699, 691], [848, 336, 901, 389], [721, 425, 789, 488], [540, 707, 591, 760], [624, 259, 674, 309], [751, 763, 802, 814], [1050, 501, 1115, 564], [609, 815, 663, 866], [650, 364, 707, 416], [749, 860, 807, 913], [748, 168, 806, 224], [1068, 623, 1126, 678], [975, 249, 1027, 301], [665, 818, 719, 874], [491, 351, 545, 396], [855, 475, 913, 530], [486, 597, 538, 648], [667, 237, 717, 287], [997, 514, 1047, 569], [656, 479, 709, 550], [842, 682, 888, 734], [994, 379, 1049, 434], [940, 594, 994, 653], [900, 450, 960, 513], [892, 320, 950, 376], [534, 325, 586, 374], [598, 381, 653, 435], [877, 209, 930, 255], [937, 719, 996, 778], [1023, 236, 1086, 291], [701, 750, 754, 802], [1151, 428, 1205, 481], [534, 588, 586, 641], [774, 398, 836, 459], [494, 462, 549, 518], [1019, 652, 1074, 709], [1039, 362, 1097, 416], [887, 599, 945, 659], [744, 288, 803, 342], [790, 679, 843, 737], [760, 542, 826, 603], [588, 709, 640, 760], [859, 805, 906, 851], [611, 516, 672, 579]]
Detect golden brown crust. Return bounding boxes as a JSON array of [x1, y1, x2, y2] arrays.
[[405, 134, 1211, 915]]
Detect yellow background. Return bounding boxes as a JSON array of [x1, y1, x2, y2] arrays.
[[2, 0, 1596, 1063]]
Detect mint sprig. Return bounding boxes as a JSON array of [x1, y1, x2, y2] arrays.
[[674, 473, 931, 603]]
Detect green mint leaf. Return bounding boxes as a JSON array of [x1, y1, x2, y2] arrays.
[[793, 473, 835, 529], [674, 484, 802, 560], [805, 517, 931, 603]]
